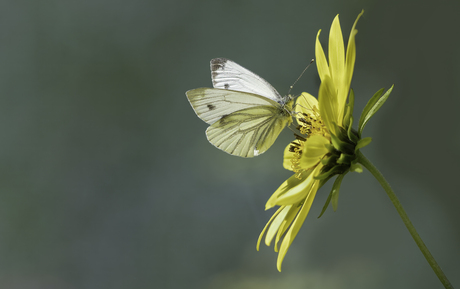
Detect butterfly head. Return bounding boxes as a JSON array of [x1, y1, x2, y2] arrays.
[[280, 95, 296, 124]]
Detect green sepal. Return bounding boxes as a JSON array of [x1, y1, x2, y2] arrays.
[[358, 85, 394, 136], [318, 191, 332, 219], [317, 189, 332, 218], [358, 88, 384, 133], [317, 172, 347, 218], [337, 153, 355, 165], [343, 106, 351, 128], [331, 172, 347, 211], [343, 89, 355, 129], [350, 162, 363, 173], [324, 144, 335, 153], [321, 156, 331, 166], [335, 125, 355, 144], [314, 164, 347, 180], [355, 137, 372, 151], [317, 175, 335, 218], [331, 133, 355, 155], [321, 154, 338, 168], [347, 116, 359, 144]]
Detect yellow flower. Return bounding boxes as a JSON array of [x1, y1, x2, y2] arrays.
[[257, 11, 364, 272]]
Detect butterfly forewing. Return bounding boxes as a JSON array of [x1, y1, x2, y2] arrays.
[[186, 88, 280, 125], [210, 58, 283, 103], [205, 106, 291, 158]]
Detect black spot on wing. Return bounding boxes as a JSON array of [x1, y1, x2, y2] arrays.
[[224, 83, 229, 89], [207, 104, 216, 110]]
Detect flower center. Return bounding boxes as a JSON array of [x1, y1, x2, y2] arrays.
[[297, 111, 328, 138], [289, 110, 329, 180]]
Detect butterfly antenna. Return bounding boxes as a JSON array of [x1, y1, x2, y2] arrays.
[[287, 59, 314, 96]]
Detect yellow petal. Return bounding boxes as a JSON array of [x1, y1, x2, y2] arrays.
[[295, 92, 319, 117], [274, 203, 302, 252], [315, 29, 330, 82], [276, 178, 321, 271], [318, 74, 339, 135], [345, 10, 364, 93], [256, 206, 284, 251], [300, 135, 329, 169], [265, 172, 312, 209], [270, 164, 322, 207], [328, 15, 345, 88], [265, 205, 292, 246], [282, 143, 296, 171], [273, 173, 315, 206]]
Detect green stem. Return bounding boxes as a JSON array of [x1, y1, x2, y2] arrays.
[[356, 151, 454, 289]]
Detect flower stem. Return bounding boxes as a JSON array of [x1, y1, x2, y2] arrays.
[[356, 151, 454, 289]]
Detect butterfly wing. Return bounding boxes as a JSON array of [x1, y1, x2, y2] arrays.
[[186, 87, 280, 125], [206, 106, 292, 158], [186, 88, 293, 158], [210, 58, 283, 103]]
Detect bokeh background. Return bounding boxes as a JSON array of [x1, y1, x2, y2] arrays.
[[0, 0, 459, 288]]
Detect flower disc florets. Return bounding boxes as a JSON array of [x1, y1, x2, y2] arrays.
[[290, 100, 361, 183]]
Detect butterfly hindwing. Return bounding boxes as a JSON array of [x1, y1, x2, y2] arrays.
[[205, 106, 291, 158]]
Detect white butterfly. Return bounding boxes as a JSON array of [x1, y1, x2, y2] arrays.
[[186, 58, 295, 158]]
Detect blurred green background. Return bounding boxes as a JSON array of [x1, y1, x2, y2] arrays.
[[0, 0, 459, 288]]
